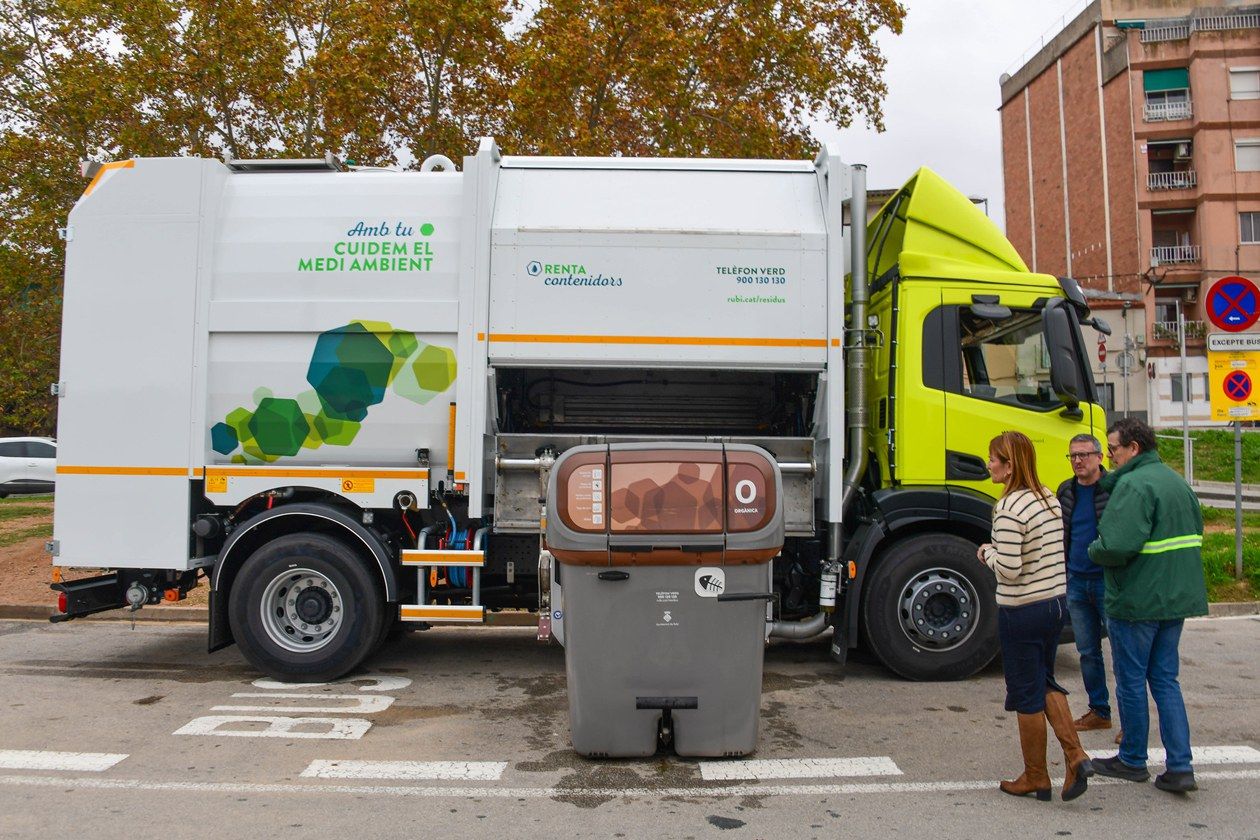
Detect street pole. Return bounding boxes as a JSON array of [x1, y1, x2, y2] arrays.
[[1178, 309, 1191, 481], [1236, 421, 1244, 580], [1101, 358, 1108, 415], [1122, 303, 1132, 418]]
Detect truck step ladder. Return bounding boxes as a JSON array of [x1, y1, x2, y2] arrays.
[[398, 549, 486, 623]]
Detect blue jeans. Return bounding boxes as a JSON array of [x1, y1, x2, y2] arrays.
[[1108, 618, 1194, 773], [1066, 575, 1111, 719]]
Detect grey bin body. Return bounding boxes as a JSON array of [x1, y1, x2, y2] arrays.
[[546, 442, 785, 758]]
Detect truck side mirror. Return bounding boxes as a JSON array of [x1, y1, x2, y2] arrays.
[[1042, 300, 1082, 416], [1090, 316, 1112, 336]]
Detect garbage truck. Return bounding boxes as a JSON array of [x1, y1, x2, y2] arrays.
[[48, 139, 1109, 684]]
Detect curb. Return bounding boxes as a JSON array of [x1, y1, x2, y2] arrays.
[[1207, 601, 1260, 617], [0, 604, 208, 623]]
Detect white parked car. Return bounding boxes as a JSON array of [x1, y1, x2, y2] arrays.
[[0, 436, 56, 496]]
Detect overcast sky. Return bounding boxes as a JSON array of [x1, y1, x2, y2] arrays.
[[815, 0, 1090, 232]]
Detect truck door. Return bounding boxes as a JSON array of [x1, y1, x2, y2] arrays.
[[936, 291, 1091, 496]]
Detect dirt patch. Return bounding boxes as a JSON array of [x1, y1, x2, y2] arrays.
[[0, 500, 208, 609], [1, 536, 63, 607]]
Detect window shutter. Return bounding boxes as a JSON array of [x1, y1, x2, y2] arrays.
[[1144, 68, 1190, 92], [1236, 142, 1260, 172], [1230, 69, 1260, 100]]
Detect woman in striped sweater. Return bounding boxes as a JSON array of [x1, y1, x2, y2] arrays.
[[978, 431, 1093, 802]]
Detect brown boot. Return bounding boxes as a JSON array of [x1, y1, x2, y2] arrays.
[[1044, 690, 1095, 801], [1000, 712, 1052, 800]]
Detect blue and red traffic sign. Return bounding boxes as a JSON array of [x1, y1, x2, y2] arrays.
[[1206, 276, 1259, 332], [1224, 370, 1253, 402]]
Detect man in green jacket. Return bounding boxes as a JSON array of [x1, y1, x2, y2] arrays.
[[1087, 418, 1208, 793]]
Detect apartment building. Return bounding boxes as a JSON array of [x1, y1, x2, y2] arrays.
[[999, 0, 1260, 426]]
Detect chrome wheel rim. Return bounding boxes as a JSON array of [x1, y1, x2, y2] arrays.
[[896, 566, 980, 651], [259, 567, 344, 654]]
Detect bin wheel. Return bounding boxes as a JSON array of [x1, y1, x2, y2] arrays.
[[860, 534, 998, 681], [228, 532, 384, 682]]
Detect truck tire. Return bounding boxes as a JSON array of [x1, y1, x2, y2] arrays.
[[861, 533, 998, 681], [228, 533, 385, 682]]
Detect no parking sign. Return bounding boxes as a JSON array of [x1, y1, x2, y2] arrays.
[[1206, 276, 1260, 332], [1208, 335, 1259, 421]]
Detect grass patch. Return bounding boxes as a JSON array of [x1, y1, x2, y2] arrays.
[[1200, 506, 1259, 601], [0, 493, 52, 505], [1156, 430, 1260, 484], [0, 505, 52, 522], [0, 523, 52, 548]]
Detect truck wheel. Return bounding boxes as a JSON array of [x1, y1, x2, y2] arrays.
[[861, 534, 998, 681], [228, 533, 384, 682]]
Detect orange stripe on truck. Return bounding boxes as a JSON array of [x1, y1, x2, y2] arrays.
[[205, 467, 429, 479], [487, 333, 826, 348], [82, 160, 135, 197], [57, 465, 187, 476]]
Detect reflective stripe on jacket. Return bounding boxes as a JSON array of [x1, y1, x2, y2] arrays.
[[1087, 450, 1208, 621]]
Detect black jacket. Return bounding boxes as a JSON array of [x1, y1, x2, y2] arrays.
[[1057, 470, 1109, 563]]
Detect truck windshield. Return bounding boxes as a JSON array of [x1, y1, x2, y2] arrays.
[[958, 309, 1061, 411]]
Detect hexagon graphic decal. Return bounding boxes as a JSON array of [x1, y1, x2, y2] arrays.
[[209, 320, 456, 462]]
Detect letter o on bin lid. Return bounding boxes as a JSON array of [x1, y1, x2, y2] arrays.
[[546, 442, 784, 566]]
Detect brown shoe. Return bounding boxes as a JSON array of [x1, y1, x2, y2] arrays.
[[1073, 710, 1112, 731], [1000, 712, 1052, 801], [1045, 691, 1094, 801], [1115, 729, 1124, 745]]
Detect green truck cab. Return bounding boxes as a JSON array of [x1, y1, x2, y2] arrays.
[[840, 168, 1107, 680]]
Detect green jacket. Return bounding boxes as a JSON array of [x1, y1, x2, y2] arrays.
[[1087, 450, 1208, 621]]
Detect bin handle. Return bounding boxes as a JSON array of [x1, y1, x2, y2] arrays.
[[597, 570, 630, 581], [606, 541, 724, 553], [716, 591, 778, 604]]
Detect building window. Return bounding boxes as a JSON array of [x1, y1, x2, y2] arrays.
[[1170, 373, 1191, 403], [1243, 212, 1260, 244], [1144, 68, 1191, 121], [1169, 373, 1210, 403], [1230, 68, 1260, 100], [1237, 141, 1260, 172], [1155, 299, 1180, 323], [1095, 382, 1115, 412]]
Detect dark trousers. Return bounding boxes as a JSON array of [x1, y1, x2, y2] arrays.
[[998, 595, 1069, 714]]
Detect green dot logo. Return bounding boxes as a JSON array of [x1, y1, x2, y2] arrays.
[[420, 223, 435, 236]]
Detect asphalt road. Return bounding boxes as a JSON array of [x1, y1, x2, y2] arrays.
[[0, 616, 1257, 839]]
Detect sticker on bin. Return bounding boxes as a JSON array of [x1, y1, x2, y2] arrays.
[[695, 567, 726, 597]]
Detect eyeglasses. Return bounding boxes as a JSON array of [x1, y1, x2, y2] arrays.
[[1106, 444, 1124, 455], [1066, 451, 1101, 461]]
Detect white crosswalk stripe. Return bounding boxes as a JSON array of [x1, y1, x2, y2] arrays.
[[301, 760, 508, 781], [1087, 745, 1260, 765], [0, 750, 128, 772], [699, 756, 902, 781]]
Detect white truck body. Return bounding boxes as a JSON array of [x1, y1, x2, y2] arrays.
[[53, 142, 851, 573]]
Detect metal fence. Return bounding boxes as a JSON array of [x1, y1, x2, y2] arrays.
[[1150, 244, 1201, 264], [1144, 100, 1193, 122], [1147, 170, 1196, 190], [1139, 13, 1260, 43]]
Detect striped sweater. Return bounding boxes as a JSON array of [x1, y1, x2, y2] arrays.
[[983, 488, 1068, 607]]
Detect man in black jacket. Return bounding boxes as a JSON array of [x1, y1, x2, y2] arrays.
[[1058, 433, 1116, 740]]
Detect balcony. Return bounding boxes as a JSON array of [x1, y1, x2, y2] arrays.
[[1138, 12, 1260, 43], [1151, 244, 1200, 264], [1148, 170, 1196, 191], [1141, 22, 1191, 43], [1153, 320, 1207, 342], [1145, 100, 1193, 122]]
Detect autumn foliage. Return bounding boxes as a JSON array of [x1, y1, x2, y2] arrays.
[[0, 0, 904, 435]]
